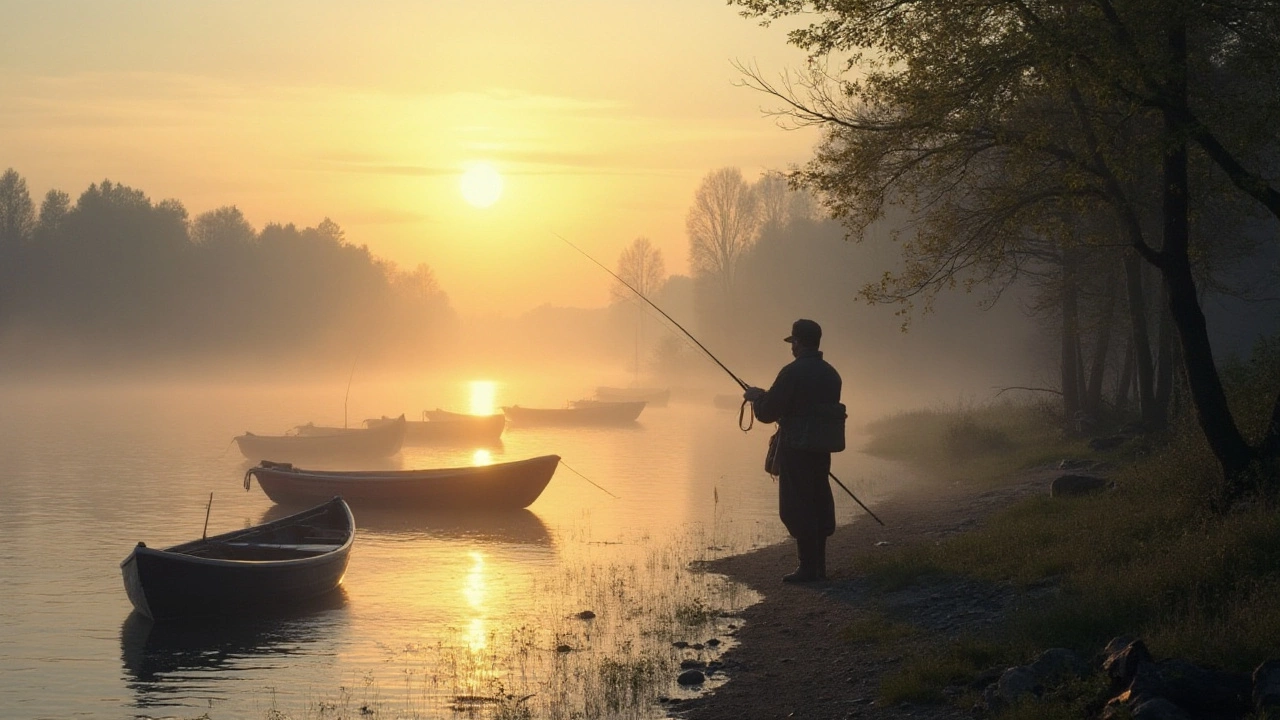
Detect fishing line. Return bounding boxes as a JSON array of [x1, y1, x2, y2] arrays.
[[551, 231, 748, 391], [557, 459, 620, 499], [551, 230, 884, 525]]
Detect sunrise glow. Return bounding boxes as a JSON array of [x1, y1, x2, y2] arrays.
[[459, 163, 504, 209]]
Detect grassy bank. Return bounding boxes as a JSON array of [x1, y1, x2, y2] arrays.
[[852, 339, 1280, 716]]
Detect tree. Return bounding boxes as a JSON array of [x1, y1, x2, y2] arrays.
[[34, 189, 71, 244], [732, 0, 1280, 498], [613, 236, 666, 302], [686, 167, 759, 297], [0, 168, 35, 247], [613, 236, 667, 376], [192, 206, 255, 248]]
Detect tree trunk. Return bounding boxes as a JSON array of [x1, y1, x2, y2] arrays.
[[1116, 337, 1135, 411], [1124, 252, 1159, 427], [1061, 249, 1083, 432], [1085, 268, 1118, 419], [1159, 33, 1255, 489]]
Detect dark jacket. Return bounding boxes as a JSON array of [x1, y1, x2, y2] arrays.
[[752, 348, 843, 538]]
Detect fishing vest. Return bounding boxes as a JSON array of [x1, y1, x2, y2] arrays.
[[779, 402, 847, 453]]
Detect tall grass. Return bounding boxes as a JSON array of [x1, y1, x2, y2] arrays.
[[854, 339, 1280, 709], [256, 523, 754, 720]]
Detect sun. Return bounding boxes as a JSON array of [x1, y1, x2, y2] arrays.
[[459, 162, 504, 208]]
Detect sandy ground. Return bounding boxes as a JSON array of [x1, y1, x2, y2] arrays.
[[672, 466, 1063, 720]]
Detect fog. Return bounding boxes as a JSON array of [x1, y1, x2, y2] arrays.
[[0, 210, 1044, 427]]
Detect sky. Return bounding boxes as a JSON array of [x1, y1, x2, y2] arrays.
[[1, 1, 822, 317]]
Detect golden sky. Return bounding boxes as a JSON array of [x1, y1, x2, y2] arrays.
[[1, 1, 820, 317]]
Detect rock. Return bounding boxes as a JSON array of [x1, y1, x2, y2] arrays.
[[555, 644, 572, 653], [680, 659, 704, 669], [1050, 474, 1109, 497], [1028, 648, 1089, 684], [1130, 697, 1192, 720], [576, 610, 596, 620], [996, 665, 1039, 702], [1102, 637, 1153, 686], [677, 669, 706, 686], [1255, 659, 1280, 710], [1155, 658, 1250, 715]]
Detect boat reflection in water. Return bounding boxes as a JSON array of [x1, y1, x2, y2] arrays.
[[259, 504, 555, 547], [120, 589, 349, 709]]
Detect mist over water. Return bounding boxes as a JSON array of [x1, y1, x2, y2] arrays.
[[0, 373, 926, 719]]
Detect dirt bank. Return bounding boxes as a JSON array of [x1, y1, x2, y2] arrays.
[[675, 467, 1062, 720]]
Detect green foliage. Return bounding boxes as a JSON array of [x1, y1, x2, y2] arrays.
[[857, 347, 1280, 711], [879, 635, 1007, 704], [839, 610, 919, 645], [861, 399, 1083, 483]]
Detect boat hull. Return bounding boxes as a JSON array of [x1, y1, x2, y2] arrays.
[[120, 497, 354, 621], [502, 401, 645, 426], [234, 417, 406, 462], [245, 454, 560, 509], [364, 413, 505, 445]]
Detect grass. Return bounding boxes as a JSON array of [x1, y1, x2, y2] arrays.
[[860, 397, 1086, 485], [251, 522, 751, 720], [851, 341, 1280, 713]]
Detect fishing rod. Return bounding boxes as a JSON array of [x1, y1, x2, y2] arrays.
[[551, 232, 748, 391], [552, 231, 886, 527]]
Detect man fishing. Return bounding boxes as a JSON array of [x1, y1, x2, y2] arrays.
[[743, 319, 845, 583]]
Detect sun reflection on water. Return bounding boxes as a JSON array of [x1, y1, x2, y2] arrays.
[[463, 551, 488, 652], [471, 448, 493, 466]]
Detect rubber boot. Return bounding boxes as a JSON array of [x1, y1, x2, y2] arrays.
[[812, 536, 827, 581], [782, 536, 820, 583]]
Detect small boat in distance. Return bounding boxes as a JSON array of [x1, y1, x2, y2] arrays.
[[361, 411, 505, 445], [120, 496, 354, 621], [244, 454, 561, 510], [595, 386, 670, 407], [234, 415, 406, 462], [502, 400, 646, 426]]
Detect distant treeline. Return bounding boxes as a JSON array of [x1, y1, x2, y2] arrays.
[[0, 170, 455, 375]]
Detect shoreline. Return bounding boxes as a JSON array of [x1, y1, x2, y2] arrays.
[[676, 465, 1061, 719]]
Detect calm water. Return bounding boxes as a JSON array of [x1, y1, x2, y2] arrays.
[[0, 375, 916, 719]]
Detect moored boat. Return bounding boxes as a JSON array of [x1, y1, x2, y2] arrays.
[[362, 411, 505, 445], [235, 415, 406, 462], [120, 496, 354, 621], [243, 454, 561, 510], [502, 400, 646, 426], [595, 386, 670, 407]]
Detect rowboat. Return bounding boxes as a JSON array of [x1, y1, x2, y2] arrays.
[[234, 415, 406, 462], [361, 411, 505, 445], [243, 454, 561, 509], [502, 400, 646, 426], [120, 497, 354, 621], [595, 386, 670, 407]]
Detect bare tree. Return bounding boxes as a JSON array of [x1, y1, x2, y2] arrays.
[[612, 236, 666, 302], [614, 236, 667, 376], [686, 167, 759, 297]]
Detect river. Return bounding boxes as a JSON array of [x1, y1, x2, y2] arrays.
[[0, 373, 914, 719]]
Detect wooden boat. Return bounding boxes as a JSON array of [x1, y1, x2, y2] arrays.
[[235, 415, 406, 462], [503, 400, 646, 426], [595, 386, 670, 407], [361, 411, 505, 445], [120, 497, 355, 621], [243, 454, 561, 509]]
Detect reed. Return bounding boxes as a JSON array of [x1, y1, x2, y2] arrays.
[[256, 523, 752, 719]]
